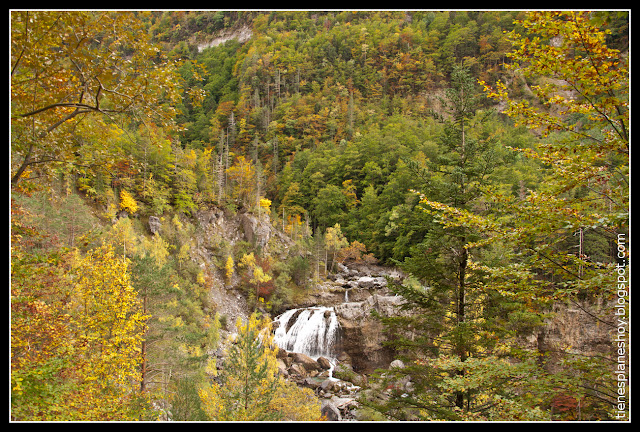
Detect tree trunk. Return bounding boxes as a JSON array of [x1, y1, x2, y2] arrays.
[[455, 243, 468, 409], [140, 284, 148, 393]]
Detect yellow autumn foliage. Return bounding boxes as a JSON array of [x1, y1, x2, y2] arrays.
[[119, 189, 138, 214], [259, 197, 272, 211], [225, 255, 234, 282], [11, 242, 149, 420], [67, 245, 149, 382]]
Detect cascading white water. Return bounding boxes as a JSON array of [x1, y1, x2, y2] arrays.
[[273, 306, 341, 361]]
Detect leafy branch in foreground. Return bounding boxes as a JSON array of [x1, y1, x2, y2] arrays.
[[10, 11, 200, 186]]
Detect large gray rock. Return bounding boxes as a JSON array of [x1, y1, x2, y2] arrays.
[[148, 216, 161, 234], [334, 294, 405, 373], [355, 276, 387, 289], [241, 212, 271, 248], [321, 400, 341, 421]]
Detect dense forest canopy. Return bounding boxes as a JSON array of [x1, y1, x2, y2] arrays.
[[11, 10, 629, 421]]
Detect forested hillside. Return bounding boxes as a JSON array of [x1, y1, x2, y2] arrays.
[[11, 10, 629, 421]]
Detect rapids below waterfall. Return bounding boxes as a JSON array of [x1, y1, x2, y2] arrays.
[[273, 307, 341, 361]]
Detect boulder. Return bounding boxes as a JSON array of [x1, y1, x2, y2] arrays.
[[148, 216, 161, 234], [288, 363, 307, 377], [275, 346, 288, 359], [320, 378, 336, 392], [317, 356, 333, 370], [302, 377, 324, 390], [356, 276, 380, 289], [291, 352, 321, 372], [321, 400, 341, 421], [324, 395, 359, 421], [389, 359, 405, 369]]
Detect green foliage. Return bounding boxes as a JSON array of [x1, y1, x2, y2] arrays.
[[364, 66, 546, 420], [378, 11, 628, 421], [170, 374, 209, 421], [12, 190, 102, 251]]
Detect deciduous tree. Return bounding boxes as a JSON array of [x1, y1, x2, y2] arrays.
[[11, 204, 150, 420], [226, 155, 257, 205], [10, 11, 188, 186]]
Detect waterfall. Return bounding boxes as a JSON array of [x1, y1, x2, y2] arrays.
[[273, 306, 341, 361]]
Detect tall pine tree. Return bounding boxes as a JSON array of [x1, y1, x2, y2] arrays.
[[367, 66, 546, 421]]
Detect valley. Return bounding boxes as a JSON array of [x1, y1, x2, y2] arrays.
[[11, 10, 629, 422]]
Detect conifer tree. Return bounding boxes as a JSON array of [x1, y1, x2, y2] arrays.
[[367, 66, 544, 420], [198, 313, 322, 421]]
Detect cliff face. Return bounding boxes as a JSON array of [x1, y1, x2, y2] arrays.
[[196, 25, 252, 52], [189, 206, 301, 332], [335, 294, 405, 373], [333, 293, 616, 376], [191, 207, 250, 329], [522, 300, 616, 373], [190, 207, 284, 329]]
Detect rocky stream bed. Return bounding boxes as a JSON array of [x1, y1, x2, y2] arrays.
[[266, 262, 409, 420]]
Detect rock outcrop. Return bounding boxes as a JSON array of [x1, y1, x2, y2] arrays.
[[334, 294, 405, 373], [196, 25, 252, 52], [240, 212, 272, 248], [306, 262, 404, 307], [519, 299, 616, 373], [148, 215, 161, 234]]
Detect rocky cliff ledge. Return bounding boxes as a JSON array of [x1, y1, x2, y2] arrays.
[[293, 261, 407, 373], [334, 294, 405, 373], [196, 25, 252, 51]]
